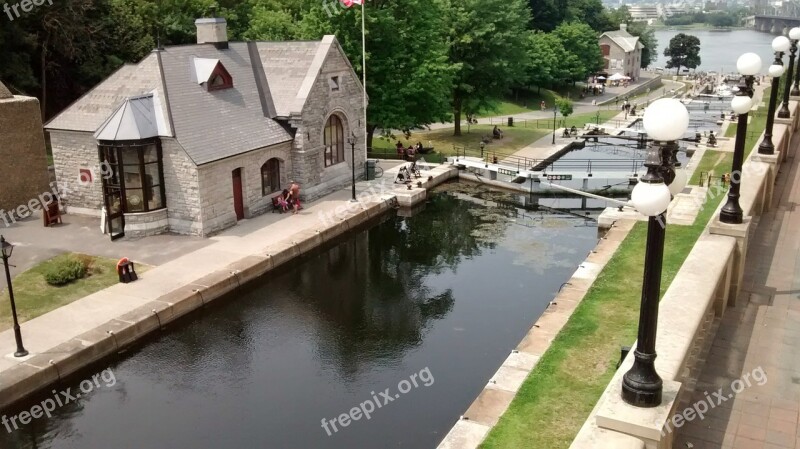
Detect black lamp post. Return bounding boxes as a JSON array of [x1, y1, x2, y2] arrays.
[[759, 37, 791, 155], [347, 134, 357, 202], [552, 106, 558, 145], [778, 28, 800, 118], [720, 53, 761, 224], [1, 236, 28, 358], [791, 27, 800, 97], [623, 99, 689, 407]]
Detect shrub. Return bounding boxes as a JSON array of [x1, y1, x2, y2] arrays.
[[44, 257, 87, 286]]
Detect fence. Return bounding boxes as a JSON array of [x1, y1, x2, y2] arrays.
[[485, 117, 635, 130]]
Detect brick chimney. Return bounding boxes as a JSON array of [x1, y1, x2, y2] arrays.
[[195, 17, 228, 49]]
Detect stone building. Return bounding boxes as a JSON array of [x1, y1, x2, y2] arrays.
[[599, 24, 644, 81], [45, 16, 366, 239], [0, 81, 51, 225]]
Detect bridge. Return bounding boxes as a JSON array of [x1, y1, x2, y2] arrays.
[[748, 1, 800, 33]]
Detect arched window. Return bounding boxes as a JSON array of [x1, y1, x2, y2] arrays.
[[324, 115, 345, 167], [261, 158, 281, 196]]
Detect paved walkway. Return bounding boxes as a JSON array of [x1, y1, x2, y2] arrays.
[[425, 78, 684, 131], [675, 130, 800, 448]]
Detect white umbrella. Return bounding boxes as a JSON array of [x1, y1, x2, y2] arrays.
[[596, 76, 607, 80], [608, 73, 626, 81]]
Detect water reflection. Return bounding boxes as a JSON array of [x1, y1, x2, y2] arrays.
[[0, 183, 598, 449]]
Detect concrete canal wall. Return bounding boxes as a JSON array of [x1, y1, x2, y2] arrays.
[[0, 165, 458, 409]]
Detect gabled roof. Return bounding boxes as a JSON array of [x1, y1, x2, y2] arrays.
[[0, 81, 12, 99], [600, 30, 643, 53], [94, 92, 168, 141], [45, 35, 360, 165]]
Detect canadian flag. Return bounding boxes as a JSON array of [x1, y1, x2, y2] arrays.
[[342, 0, 363, 6]]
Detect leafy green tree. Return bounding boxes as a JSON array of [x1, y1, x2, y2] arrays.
[[527, 0, 566, 32], [301, 0, 455, 147], [664, 33, 701, 74], [552, 22, 603, 82], [556, 97, 573, 118], [566, 0, 613, 32], [626, 22, 657, 68], [606, 5, 632, 28], [447, 0, 530, 136]]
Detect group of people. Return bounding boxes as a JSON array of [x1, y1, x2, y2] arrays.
[[275, 181, 302, 214], [396, 141, 422, 161]]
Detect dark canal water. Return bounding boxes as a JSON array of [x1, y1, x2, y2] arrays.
[[0, 183, 598, 449]]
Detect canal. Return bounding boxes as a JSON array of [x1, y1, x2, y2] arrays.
[[0, 182, 599, 448]]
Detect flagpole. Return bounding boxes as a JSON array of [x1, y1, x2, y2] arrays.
[[361, 1, 368, 157]]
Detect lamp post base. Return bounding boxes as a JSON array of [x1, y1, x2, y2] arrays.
[[622, 350, 663, 407], [778, 105, 791, 119], [720, 198, 744, 224], [758, 138, 775, 155], [14, 349, 29, 358]]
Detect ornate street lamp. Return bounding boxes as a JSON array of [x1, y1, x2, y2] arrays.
[[759, 36, 791, 155], [720, 53, 761, 224], [792, 27, 800, 97], [779, 27, 800, 118], [623, 98, 689, 407], [347, 134, 357, 202], [1, 236, 28, 358]]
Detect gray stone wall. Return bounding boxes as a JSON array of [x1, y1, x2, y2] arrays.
[[161, 138, 202, 235], [197, 141, 292, 236], [292, 46, 366, 201], [0, 94, 51, 216], [124, 208, 169, 238], [49, 130, 105, 214]]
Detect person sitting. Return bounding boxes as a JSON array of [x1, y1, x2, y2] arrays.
[[707, 131, 717, 147], [492, 125, 503, 139], [277, 189, 290, 212], [570, 125, 578, 137], [562, 127, 570, 138]]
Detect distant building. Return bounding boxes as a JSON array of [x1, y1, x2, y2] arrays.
[[599, 24, 644, 80], [627, 5, 660, 21], [0, 81, 50, 221], [45, 16, 366, 239]]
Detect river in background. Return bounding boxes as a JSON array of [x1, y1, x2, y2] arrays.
[[651, 29, 777, 74]]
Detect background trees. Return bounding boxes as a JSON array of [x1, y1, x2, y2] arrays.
[[664, 33, 701, 74], [0, 0, 652, 134]]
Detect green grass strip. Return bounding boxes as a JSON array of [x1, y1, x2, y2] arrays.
[[481, 189, 725, 448]]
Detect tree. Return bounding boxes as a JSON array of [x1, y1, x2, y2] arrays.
[[552, 22, 603, 82], [664, 33, 701, 74], [626, 22, 657, 68], [606, 5, 632, 27], [447, 0, 530, 136], [555, 97, 573, 118], [301, 0, 455, 148]]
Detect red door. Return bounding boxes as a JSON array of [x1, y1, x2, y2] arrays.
[[232, 168, 244, 220]]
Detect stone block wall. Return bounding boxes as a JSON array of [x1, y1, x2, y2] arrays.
[[0, 93, 50, 215], [161, 138, 202, 235], [197, 141, 292, 236], [124, 209, 169, 238], [291, 46, 366, 201], [49, 130, 105, 215]]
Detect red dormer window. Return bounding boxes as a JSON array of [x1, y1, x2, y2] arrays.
[[207, 64, 233, 91]]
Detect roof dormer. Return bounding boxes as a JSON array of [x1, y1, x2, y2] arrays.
[[192, 57, 233, 91]]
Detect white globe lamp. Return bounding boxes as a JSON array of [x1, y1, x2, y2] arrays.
[[769, 64, 785, 78], [736, 53, 762, 76], [631, 182, 672, 216], [668, 168, 688, 197], [773, 36, 791, 53], [790, 27, 800, 41], [642, 99, 690, 141], [731, 95, 753, 114]]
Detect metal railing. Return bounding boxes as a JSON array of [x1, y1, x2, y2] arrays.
[[452, 145, 645, 175]]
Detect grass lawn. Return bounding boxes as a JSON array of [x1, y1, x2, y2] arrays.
[[688, 150, 734, 186], [481, 188, 726, 448], [371, 111, 622, 159], [476, 86, 587, 118], [0, 253, 148, 331]]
